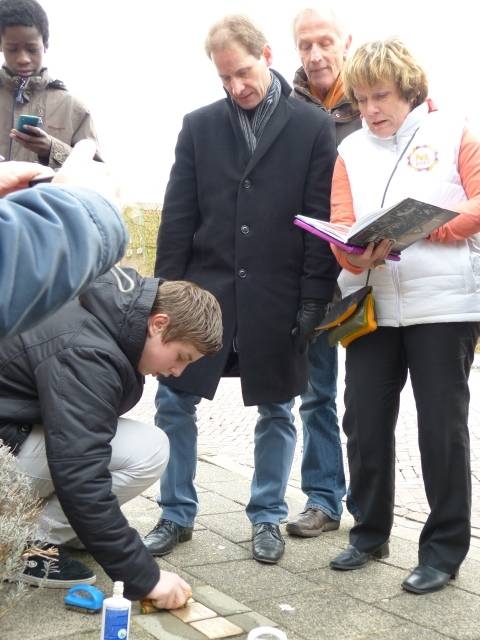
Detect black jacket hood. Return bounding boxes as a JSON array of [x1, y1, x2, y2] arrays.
[[80, 267, 160, 369]]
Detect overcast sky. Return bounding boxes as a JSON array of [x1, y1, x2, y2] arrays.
[[5, 1, 479, 202]]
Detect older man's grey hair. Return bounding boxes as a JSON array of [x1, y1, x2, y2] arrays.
[[292, 6, 349, 43]]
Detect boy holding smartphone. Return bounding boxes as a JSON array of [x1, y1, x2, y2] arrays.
[[0, 0, 100, 167]]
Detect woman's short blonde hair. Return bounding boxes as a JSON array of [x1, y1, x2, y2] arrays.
[[342, 38, 428, 108]]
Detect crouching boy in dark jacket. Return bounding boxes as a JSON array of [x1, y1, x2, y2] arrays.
[[0, 268, 222, 609]]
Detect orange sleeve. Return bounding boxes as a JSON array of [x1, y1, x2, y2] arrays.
[[330, 157, 364, 274], [429, 128, 480, 242]]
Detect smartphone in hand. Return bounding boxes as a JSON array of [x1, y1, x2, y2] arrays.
[[16, 114, 43, 133], [28, 174, 54, 187]]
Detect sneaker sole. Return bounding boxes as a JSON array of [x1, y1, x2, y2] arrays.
[[16, 573, 97, 589], [286, 520, 340, 537]]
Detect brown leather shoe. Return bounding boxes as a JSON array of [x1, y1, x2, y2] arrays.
[[286, 508, 340, 537]]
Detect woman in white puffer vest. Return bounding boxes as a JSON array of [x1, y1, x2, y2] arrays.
[[328, 38, 480, 595]]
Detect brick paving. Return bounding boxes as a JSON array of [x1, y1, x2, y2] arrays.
[[127, 350, 480, 538]]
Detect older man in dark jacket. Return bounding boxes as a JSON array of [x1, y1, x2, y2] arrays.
[[0, 269, 222, 608], [144, 14, 337, 564], [286, 7, 362, 540]]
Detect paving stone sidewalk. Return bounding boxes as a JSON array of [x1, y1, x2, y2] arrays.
[[3, 352, 479, 639], [128, 350, 480, 537], [4, 459, 480, 640]]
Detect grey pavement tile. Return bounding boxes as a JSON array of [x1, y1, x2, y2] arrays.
[[390, 517, 423, 544], [360, 621, 455, 640], [193, 584, 251, 615], [199, 454, 254, 480], [380, 536, 420, 571], [303, 562, 407, 603], [401, 510, 428, 524], [197, 511, 252, 543], [155, 529, 250, 568], [285, 496, 308, 516], [141, 480, 207, 501], [467, 539, 480, 563], [434, 556, 480, 596], [198, 478, 252, 505], [142, 480, 160, 499], [61, 633, 102, 640], [126, 624, 166, 640], [2, 586, 102, 640], [157, 557, 207, 588], [250, 591, 402, 640], [197, 460, 246, 483], [121, 493, 162, 536], [186, 558, 325, 602], [197, 491, 246, 516], [227, 611, 280, 632], [377, 587, 480, 639], [276, 529, 345, 574]]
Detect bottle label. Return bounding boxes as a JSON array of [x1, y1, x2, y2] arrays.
[[103, 607, 130, 640]]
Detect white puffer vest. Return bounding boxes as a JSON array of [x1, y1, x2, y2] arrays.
[[337, 103, 480, 326]]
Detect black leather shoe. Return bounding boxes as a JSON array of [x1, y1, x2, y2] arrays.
[[143, 518, 193, 556], [252, 523, 285, 564], [401, 564, 457, 594], [330, 542, 389, 570]]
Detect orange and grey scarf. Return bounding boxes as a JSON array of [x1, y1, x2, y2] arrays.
[[320, 74, 345, 110]]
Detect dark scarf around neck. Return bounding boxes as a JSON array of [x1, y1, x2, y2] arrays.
[[232, 72, 281, 156]]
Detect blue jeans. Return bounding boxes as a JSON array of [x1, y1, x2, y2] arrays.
[[155, 383, 296, 527], [299, 332, 347, 520]]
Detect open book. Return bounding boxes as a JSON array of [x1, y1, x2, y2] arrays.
[[294, 197, 459, 261]]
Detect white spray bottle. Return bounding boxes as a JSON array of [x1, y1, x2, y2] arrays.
[[100, 580, 131, 640]]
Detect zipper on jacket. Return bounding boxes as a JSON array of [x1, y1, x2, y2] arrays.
[[8, 93, 16, 160], [391, 263, 402, 325], [392, 133, 398, 155]]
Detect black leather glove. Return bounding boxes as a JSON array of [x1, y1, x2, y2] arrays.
[[291, 299, 328, 354]]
